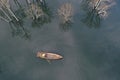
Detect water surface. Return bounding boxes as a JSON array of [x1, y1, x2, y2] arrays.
[[0, 0, 120, 80]]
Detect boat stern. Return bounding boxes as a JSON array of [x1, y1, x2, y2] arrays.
[[37, 52, 46, 58]]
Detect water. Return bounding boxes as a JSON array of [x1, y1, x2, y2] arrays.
[[0, 0, 120, 80]]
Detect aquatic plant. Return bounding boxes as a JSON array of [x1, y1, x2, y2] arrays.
[[58, 3, 73, 31]]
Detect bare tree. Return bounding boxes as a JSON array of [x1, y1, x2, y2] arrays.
[[58, 3, 74, 31], [58, 3, 73, 23], [0, 0, 19, 21], [26, 3, 45, 20], [81, 0, 116, 28], [26, 1, 51, 27], [82, 0, 116, 18]]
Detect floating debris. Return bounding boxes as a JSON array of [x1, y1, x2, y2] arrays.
[[37, 52, 63, 63]]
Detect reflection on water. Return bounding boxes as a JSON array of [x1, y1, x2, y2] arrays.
[[0, 0, 120, 80], [14, 0, 27, 19], [59, 20, 73, 31], [0, 0, 30, 39], [81, 0, 116, 28], [82, 8, 101, 28], [0, 0, 18, 22], [9, 19, 31, 39], [0, 0, 52, 39], [0, 0, 75, 39], [0, 0, 116, 37], [58, 3, 73, 31]]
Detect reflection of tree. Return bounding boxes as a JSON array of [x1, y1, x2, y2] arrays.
[[58, 3, 73, 31], [81, 0, 116, 28], [0, 0, 55, 39], [13, 0, 26, 19], [9, 18, 31, 39], [0, 0, 14, 22], [0, 8, 11, 22], [36, 0, 52, 16], [32, 14, 51, 27], [59, 20, 73, 31], [82, 8, 101, 28], [0, 0, 31, 39], [26, 0, 52, 27]]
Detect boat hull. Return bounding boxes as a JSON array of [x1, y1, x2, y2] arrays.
[[37, 52, 63, 60]]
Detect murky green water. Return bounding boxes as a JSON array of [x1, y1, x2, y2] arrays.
[[0, 0, 120, 80]]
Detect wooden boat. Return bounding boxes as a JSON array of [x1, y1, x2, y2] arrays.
[[37, 51, 63, 61]]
